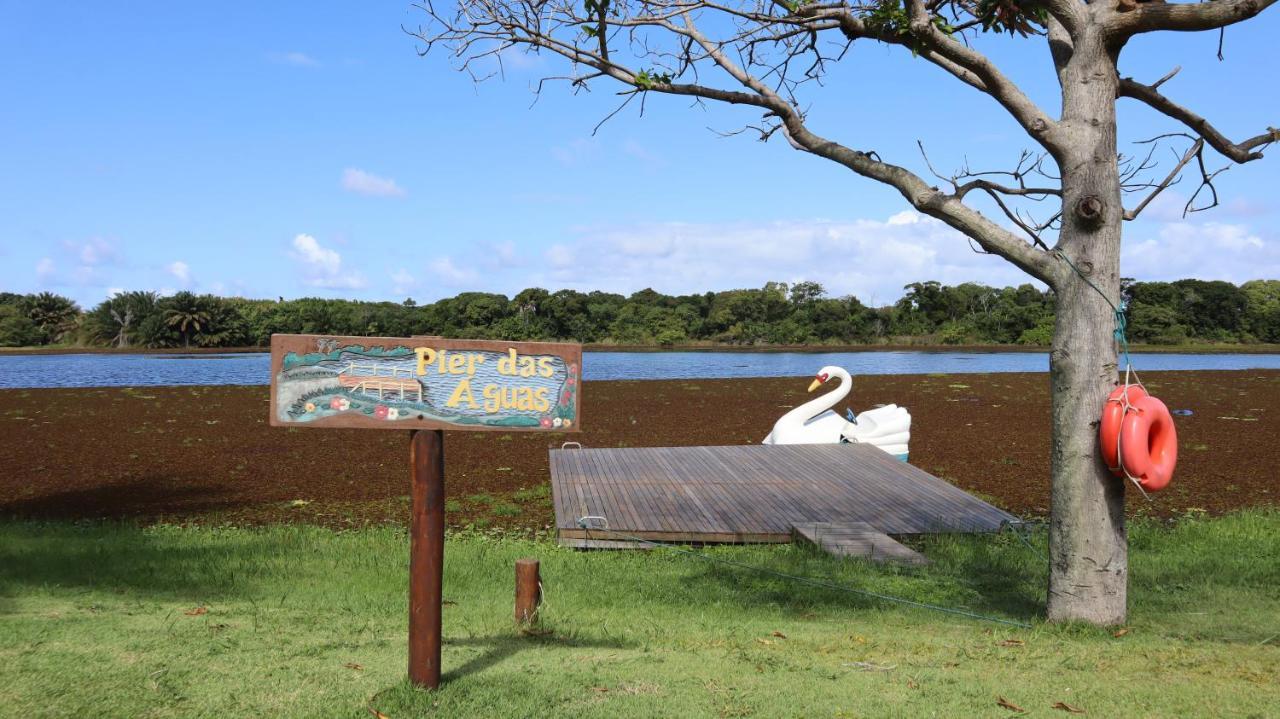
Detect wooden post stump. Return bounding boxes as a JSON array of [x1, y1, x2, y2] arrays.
[[514, 558, 541, 626]]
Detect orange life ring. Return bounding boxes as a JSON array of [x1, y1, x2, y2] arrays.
[[1099, 385, 1177, 492], [1100, 384, 1146, 473]]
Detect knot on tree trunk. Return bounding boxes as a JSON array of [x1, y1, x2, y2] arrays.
[[1074, 195, 1105, 229]]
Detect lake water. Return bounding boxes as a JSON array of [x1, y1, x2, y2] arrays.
[[2, 350, 1280, 389]]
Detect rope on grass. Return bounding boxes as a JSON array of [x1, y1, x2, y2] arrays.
[[576, 516, 1031, 629], [1000, 519, 1047, 560]]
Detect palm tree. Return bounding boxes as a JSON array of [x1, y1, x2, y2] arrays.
[[163, 291, 212, 348], [90, 291, 159, 348], [22, 292, 80, 344]]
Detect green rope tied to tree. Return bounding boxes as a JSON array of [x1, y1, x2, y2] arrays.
[[1055, 251, 1132, 370]]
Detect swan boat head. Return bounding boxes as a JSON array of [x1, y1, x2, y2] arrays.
[[808, 365, 849, 394]]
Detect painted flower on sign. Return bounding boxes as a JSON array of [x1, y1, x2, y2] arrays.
[[387, 408, 400, 420], [539, 417, 553, 428], [304, 402, 316, 413], [553, 417, 563, 428], [374, 405, 389, 419], [562, 419, 572, 429]]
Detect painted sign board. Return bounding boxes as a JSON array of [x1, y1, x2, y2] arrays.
[[269, 334, 582, 432]]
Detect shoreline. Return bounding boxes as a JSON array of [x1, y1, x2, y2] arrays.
[[3, 370, 1276, 529], [4, 342, 1280, 356]]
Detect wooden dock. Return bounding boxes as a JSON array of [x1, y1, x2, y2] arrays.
[[337, 374, 424, 401], [337, 362, 423, 401], [551, 444, 1016, 547]]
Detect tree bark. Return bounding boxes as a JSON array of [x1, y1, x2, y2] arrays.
[[1046, 28, 1128, 625]]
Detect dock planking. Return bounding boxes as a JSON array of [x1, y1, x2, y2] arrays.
[[792, 521, 929, 565], [551, 443, 1017, 545]]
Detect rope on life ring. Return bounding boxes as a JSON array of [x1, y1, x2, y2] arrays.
[[1056, 250, 1180, 496], [1099, 372, 1178, 495]]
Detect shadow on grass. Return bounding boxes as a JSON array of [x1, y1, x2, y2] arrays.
[[0, 476, 252, 521], [664, 512, 1280, 640], [641, 531, 1049, 624], [441, 633, 633, 684], [0, 519, 308, 606], [365, 633, 635, 716]]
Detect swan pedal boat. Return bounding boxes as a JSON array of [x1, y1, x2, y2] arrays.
[[762, 365, 911, 461]]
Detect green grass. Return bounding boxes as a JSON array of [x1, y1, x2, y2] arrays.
[[513, 485, 551, 503], [1, 512, 1277, 718], [490, 503, 522, 518]]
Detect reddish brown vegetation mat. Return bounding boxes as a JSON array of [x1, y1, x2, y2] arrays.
[[1, 371, 1276, 530]]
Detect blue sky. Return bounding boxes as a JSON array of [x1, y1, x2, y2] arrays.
[[2, 1, 1278, 308]]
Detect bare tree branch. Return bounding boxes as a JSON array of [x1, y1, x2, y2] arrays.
[[916, 140, 1060, 248], [409, 0, 1060, 281], [1123, 137, 1201, 220], [1185, 149, 1230, 215], [684, 10, 1057, 277], [1108, 0, 1279, 35], [903, 0, 1064, 154], [1118, 75, 1280, 163], [816, 7, 991, 92], [410, 0, 1271, 282]]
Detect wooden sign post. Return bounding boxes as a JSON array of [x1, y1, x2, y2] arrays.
[[409, 428, 445, 687], [269, 334, 582, 689]]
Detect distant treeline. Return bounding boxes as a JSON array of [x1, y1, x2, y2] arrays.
[[2, 278, 1278, 349]]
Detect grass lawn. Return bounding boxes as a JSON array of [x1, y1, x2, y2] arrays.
[[2, 512, 1277, 718]]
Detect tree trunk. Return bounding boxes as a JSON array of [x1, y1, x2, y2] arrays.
[[1047, 267, 1126, 624], [1046, 31, 1128, 625]]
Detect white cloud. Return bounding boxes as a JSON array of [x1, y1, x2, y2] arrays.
[[391, 269, 417, 295], [271, 51, 319, 67], [490, 241, 521, 267], [292, 234, 341, 275], [474, 240, 529, 273], [36, 258, 55, 283], [1122, 220, 1277, 282], [291, 233, 366, 290], [313, 274, 367, 290], [341, 168, 407, 198], [530, 214, 1037, 302], [499, 211, 1280, 304], [167, 260, 192, 286], [429, 256, 479, 287], [65, 237, 118, 267], [45, 237, 121, 287], [546, 244, 574, 269]]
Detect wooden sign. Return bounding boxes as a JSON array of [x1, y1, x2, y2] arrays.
[[269, 334, 582, 432], [269, 333, 583, 689]]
